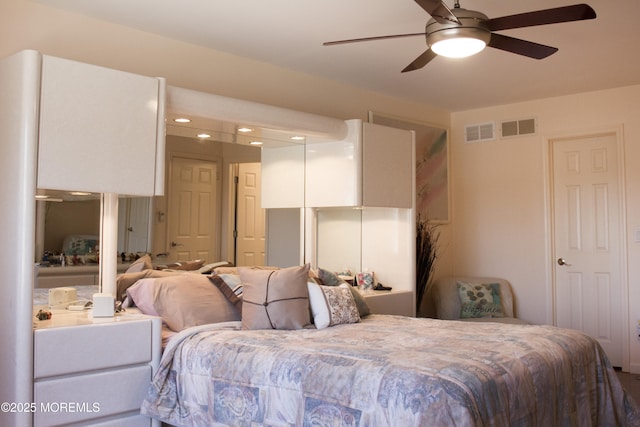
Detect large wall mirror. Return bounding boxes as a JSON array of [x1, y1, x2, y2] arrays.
[[35, 193, 151, 262], [34, 113, 307, 285], [160, 114, 306, 267], [33, 85, 352, 287]]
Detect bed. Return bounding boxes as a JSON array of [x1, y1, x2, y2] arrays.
[[120, 264, 640, 426]]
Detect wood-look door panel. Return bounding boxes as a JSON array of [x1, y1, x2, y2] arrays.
[[552, 133, 622, 365], [168, 157, 219, 262], [235, 163, 265, 266]]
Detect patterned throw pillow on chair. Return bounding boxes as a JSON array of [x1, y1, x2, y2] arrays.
[[456, 281, 504, 318]]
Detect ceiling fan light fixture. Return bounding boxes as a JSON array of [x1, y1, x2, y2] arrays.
[[427, 26, 491, 58], [431, 37, 486, 58]]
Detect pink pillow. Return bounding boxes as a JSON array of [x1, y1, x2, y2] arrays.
[[125, 279, 160, 317], [126, 274, 240, 331]]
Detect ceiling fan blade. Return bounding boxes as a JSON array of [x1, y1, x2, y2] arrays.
[[402, 49, 438, 73], [488, 33, 558, 59], [323, 32, 425, 46], [414, 0, 460, 24], [487, 4, 596, 32]]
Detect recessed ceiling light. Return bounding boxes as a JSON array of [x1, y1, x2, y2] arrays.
[[197, 133, 211, 139], [174, 118, 191, 123], [290, 136, 305, 141], [250, 141, 263, 146], [238, 127, 252, 133], [35, 195, 48, 199], [70, 191, 91, 196]]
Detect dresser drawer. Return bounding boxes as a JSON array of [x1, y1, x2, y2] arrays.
[[34, 365, 151, 426], [81, 413, 154, 427], [34, 319, 152, 378]]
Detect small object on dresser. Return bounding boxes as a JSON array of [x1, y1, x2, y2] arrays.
[[93, 293, 115, 317], [356, 272, 375, 291], [48, 286, 77, 309], [374, 283, 392, 291], [35, 309, 52, 321]]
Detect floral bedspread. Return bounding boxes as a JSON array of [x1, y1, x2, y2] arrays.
[[141, 315, 640, 426]]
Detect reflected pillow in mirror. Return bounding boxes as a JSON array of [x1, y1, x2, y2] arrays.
[[125, 254, 153, 273]]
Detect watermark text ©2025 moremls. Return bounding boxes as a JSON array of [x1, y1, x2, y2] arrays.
[[1, 401, 101, 414]]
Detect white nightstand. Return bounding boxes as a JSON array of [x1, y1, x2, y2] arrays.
[[32, 309, 161, 427], [359, 289, 415, 317]]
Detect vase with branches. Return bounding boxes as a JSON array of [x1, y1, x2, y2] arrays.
[[416, 214, 439, 315]]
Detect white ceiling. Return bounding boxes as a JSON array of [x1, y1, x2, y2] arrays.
[[38, 0, 640, 112]]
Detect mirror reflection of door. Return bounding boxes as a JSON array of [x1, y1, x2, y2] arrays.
[[232, 162, 265, 266], [118, 197, 151, 254], [167, 156, 220, 262]]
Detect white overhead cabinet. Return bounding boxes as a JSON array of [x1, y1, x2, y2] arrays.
[[37, 54, 165, 196], [305, 119, 413, 208], [305, 120, 416, 316]]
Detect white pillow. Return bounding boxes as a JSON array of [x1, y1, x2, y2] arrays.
[[308, 282, 360, 329]]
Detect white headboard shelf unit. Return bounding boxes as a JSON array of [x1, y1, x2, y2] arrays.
[[1, 50, 416, 426], [302, 119, 416, 311]]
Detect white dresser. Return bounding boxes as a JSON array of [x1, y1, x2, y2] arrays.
[[32, 310, 161, 427]]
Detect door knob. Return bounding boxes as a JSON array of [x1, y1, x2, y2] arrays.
[[171, 241, 183, 247], [557, 258, 571, 266]]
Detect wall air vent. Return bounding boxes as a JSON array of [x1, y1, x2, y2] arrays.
[[500, 118, 536, 138], [464, 122, 495, 143]]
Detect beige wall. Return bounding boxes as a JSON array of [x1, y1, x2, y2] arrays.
[[450, 85, 640, 371]]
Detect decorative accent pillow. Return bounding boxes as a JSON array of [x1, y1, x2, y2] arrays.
[[240, 264, 311, 330], [156, 259, 206, 271], [216, 273, 244, 297], [457, 281, 504, 318], [308, 282, 360, 329], [116, 269, 188, 302], [316, 268, 371, 317], [125, 254, 153, 273], [124, 280, 160, 317], [316, 267, 345, 287], [126, 274, 241, 331], [195, 261, 231, 274], [214, 265, 280, 275], [208, 275, 242, 312]]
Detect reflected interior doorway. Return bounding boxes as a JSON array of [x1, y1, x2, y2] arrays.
[[229, 162, 265, 266]]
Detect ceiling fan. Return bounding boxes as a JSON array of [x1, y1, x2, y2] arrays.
[[323, 1, 596, 72]]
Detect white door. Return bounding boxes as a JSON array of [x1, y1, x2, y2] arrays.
[[168, 157, 219, 262], [551, 132, 623, 366], [235, 163, 265, 266], [123, 197, 150, 253]]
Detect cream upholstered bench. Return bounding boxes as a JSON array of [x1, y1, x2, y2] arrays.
[[432, 276, 528, 325]]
